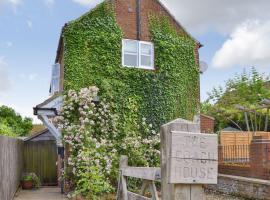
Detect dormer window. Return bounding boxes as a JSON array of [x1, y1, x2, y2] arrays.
[[122, 39, 154, 70]]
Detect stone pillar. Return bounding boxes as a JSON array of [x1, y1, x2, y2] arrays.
[[250, 136, 270, 180], [160, 119, 207, 200]]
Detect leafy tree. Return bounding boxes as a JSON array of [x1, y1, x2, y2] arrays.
[[0, 105, 33, 137], [203, 68, 270, 132]]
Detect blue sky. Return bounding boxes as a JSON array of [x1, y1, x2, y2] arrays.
[[0, 0, 270, 123]]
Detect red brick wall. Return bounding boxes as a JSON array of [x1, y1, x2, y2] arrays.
[[113, 0, 201, 104], [57, 0, 201, 92], [219, 136, 270, 180], [249, 137, 270, 180], [114, 0, 138, 40], [200, 114, 215, 133], [219, 164, 251, 178], [113, 0, 187, 41], [219, 164, 270, 180]]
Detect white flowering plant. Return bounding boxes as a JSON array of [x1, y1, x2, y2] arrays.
[[55, 86, 160, 199]]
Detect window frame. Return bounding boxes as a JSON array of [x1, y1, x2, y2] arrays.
[[122, 39, 139, 67], [122, 39, 154, 70]]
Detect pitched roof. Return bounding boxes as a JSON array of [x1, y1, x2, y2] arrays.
[[55, 0, 201, 63], [24, 128, 49, 142], [156, 0, 200, 45], [200, 114, 215, 121], [35, 93, 62, 108], [30, 124, 46, 135]]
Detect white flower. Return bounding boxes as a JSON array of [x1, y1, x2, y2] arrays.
[[72, 167, 76, 174]]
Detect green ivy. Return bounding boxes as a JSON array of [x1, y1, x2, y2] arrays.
[[63, 2, 199, 134]]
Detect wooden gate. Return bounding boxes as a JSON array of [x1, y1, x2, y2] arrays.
[[117, 119, 218, 200], [23, 140, 58, 186]]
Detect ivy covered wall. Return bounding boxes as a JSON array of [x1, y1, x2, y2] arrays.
[[62, 2, 200, 132]]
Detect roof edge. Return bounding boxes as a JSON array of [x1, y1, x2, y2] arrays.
[[200, 114, 215, 121], [24, 128, 49, 142], [55, 0, 202, 63], [156, 0, 201, 46]]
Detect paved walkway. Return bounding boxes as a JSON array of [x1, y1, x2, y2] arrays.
[[14, 187, 67, 200]]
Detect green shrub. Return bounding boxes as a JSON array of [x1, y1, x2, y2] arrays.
[[56, 87, 160, 199], [21, 173, 41, 188]]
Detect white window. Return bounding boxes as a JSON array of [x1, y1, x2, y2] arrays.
[[50, 63, 60, 95], [122, 39, 154, 70]]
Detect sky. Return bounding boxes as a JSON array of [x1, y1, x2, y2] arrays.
[[0, 0, 270, 123]]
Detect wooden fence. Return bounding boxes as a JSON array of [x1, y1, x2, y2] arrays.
[[220, 131, 270, 146], [218, 145, 250, 165], [0, 135, 23, 200], [117, 156, 160, 200]]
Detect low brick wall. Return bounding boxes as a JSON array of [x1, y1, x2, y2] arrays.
[[219, 136, 270, 180], [219, 164, 251, 178], [208, 174, 270, 200], [0, 136, 23, 200]]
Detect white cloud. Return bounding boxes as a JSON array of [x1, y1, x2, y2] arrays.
[[6, 41, 13, 48], [0, 57, 11, 93], [19, 73, 39, 81], [72, 0, 103, 7], [44, 0, 55, 7], [161, 0, 270, 34], [29, 73, 38, 80], [26, 20, 32, 28], [1, 0, 22, 9], [0, 0, 22, 13], [69, 0, 270, 35], [7, 0, 22, 6], [158, 0, 270, 69], [212, 20, 270, 69]]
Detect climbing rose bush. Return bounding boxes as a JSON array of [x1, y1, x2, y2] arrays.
[[55, 86, 160, 199]]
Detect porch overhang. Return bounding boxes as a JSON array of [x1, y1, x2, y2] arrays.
[[33, 94, 63, 146]]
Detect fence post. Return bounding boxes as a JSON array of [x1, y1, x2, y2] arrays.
[[117, 156, 128, 200], [160, 119, 207, 200]]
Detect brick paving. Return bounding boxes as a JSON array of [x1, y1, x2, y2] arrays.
[[14, 187, 248, 200], [14, 187, 67, 200]]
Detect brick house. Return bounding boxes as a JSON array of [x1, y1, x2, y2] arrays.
[[33, 0, 203, 192], [54, 0, 202, 87], [34, 0, 202, 142]]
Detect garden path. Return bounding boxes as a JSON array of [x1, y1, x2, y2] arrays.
[[14, 187, 67, 200]]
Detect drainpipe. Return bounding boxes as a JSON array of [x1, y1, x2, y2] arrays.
[[136, 0, 141, 40], [57, 146, 65, 194]]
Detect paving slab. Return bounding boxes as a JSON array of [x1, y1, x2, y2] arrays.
[[14, 187, 67, 200]]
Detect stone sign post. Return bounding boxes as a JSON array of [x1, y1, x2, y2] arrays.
[[161, 119, 218, 200]]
